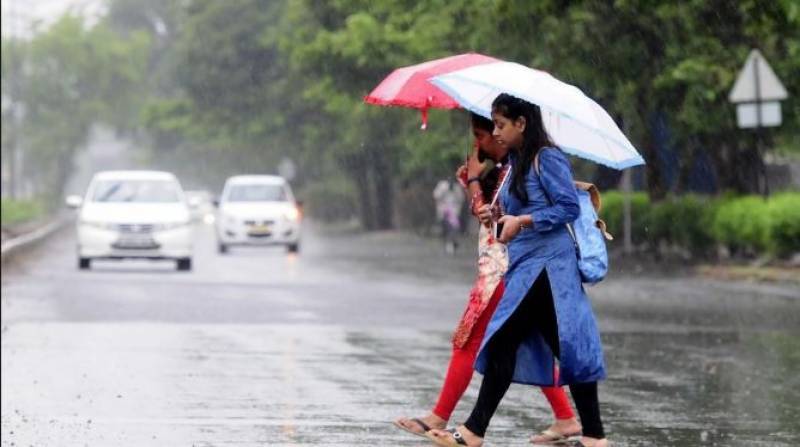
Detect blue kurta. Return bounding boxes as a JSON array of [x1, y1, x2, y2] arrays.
[[475, 147, 606, 386]]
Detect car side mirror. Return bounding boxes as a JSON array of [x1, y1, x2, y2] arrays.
[[212, 198, 220, 207], [65, 195, 83, 209]]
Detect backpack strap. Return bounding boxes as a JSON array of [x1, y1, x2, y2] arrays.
[[534, 150, 613, 241], [533, 149, 579, 249]]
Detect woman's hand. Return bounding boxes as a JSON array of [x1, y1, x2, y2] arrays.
[[476, 204, 493, 227], [497, 214, 523, 243], [466, 143, 486, 179], [455, 165, 468, 189]]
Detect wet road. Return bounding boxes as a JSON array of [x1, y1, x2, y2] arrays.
[[2, 222, 799, 446]]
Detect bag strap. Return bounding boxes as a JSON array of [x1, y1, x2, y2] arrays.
[[534, 150, 613, 241], [533, 149, 579, 249], [490, 164, 511, 208]]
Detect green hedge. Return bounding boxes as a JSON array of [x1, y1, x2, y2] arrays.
[[598, 191, 800, 258], [600, 191, 650, 245], [764, 193, 800, 257], [1, 199, 45, 227]]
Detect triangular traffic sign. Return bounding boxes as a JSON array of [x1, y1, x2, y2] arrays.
[[729, 49, 788, 103]]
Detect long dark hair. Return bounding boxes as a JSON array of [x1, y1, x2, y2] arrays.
[[491, 93, 554, 202], [470, 112, 493, 132], [469, 112, 499, 198]]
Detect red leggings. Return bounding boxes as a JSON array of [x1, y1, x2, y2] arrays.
[[432, 282, 575, 421]]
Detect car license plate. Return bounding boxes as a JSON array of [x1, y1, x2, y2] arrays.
[[248, 225, 272, 236], [113, 236, 159, 249]]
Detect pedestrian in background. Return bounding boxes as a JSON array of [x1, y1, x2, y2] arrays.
[[433, 177, 464, 254]]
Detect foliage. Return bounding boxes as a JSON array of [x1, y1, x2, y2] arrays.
[[711, 196, 771, 254], [0, 199, 44, 227], [599, 191, 651, 245], [299, 177, 358, 222], [4, 1, 798, 232], [764, 193, 800, 256], [600, 191, 800, 258], [647, 194, 718, 256], [1, 15, 150, 206]]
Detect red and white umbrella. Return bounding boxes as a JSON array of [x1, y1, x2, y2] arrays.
[[364, 53, 499, 129]]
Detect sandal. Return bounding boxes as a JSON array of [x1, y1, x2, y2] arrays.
[[426, 428, 477, 447], [569, 440, 609, 447], [393, 417, 432, 438], [530, 429, 582, 445]]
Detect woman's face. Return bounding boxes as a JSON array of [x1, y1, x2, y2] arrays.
[[491, 112, 525, 150], [472, 127, 503, 160]]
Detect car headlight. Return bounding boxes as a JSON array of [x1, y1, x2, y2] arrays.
[[283, 207, 300, 221], [153, 221, 191, 231]]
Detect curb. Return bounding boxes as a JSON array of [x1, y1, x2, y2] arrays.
[[1, 215, 73, 264]]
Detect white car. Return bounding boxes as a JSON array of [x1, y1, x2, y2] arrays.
[[66, 171, 194, 271], [215, 175, 301, 253]]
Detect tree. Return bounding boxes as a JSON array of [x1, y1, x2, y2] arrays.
[[0, 15, 150, 203]]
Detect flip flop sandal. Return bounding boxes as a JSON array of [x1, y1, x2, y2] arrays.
[[426, 428, 473, 446], [530, 429, 582, 445], [567, 441, 598, 447], [393, 417, 432, 438]]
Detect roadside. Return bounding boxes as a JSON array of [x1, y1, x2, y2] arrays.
[[1, 213, 73, 265], [316, 221, 800, 291]]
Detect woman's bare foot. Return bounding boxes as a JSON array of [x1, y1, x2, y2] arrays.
[[578, 437, 608, 447], [529, 417, 582, 443], [394, 413, 446, 436], [427, 425, 483, 447]]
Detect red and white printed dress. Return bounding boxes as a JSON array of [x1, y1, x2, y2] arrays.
[[451, 166, 509, 348]]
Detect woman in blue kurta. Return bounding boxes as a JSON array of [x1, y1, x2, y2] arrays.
[[427, 94, 608, 447]]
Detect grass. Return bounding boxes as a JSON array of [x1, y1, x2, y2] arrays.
[[1, 199, 45, 227]]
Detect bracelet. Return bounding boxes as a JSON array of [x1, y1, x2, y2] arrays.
[[466, 176, 481, 185], [517, 215, 528, 230]]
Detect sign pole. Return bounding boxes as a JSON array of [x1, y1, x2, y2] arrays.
[[729, 49, 787, 196], [753, 54, 769, 197]]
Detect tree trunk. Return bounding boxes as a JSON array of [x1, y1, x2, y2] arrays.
[[340, 154, 376, 230], [674, 138, 696, 194], [636, 98, 667, 201], [640, 133, 667, 201], [370, 147, 394, 230]]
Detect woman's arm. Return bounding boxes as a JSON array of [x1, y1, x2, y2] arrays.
[[531, 148, 580, 232], [458, 146, 492, 227]]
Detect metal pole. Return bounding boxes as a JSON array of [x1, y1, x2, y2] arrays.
[[753, 53, 769, 197]]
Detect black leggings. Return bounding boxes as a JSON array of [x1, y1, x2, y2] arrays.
[[463, 271, 605, 439]]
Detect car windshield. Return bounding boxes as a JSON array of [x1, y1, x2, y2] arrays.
[[91, 180, 181, 203], [226, 184, 287, 202]]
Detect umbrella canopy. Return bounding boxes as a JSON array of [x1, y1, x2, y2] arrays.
[[364, 53, 499, 128], [430, 61, 645, 169]]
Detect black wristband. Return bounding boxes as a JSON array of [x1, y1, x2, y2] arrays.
[[467, 176, 481, 185]]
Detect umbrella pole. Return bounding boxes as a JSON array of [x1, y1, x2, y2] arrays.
[[622, 169, 633, 254]]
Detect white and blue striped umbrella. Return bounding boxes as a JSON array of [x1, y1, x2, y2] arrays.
[[430, 61, 645, 170]]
